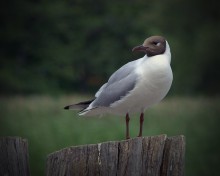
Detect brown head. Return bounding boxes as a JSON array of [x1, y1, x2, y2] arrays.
[[132, 36, 166, 57]]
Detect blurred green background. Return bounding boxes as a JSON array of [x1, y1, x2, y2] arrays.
[[0, 0, 220, 175]]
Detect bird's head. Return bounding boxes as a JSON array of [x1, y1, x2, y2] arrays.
[[132, 36, 166, 57]]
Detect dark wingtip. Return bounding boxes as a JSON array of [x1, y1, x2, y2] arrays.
[[64, 106, 69, 110]]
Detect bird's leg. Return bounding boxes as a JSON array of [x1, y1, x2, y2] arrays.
[[138, 113, 144, 137], [125, 113, 130, 139]]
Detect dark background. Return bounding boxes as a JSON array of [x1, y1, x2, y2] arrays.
[[1, 0, 220, 96], [0, 0, 220, 176]]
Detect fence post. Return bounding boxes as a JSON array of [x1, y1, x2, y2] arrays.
[[0, 137, 30, 176], [46, 135, 185, 176]]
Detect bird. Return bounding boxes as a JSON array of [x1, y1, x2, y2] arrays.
[[64, 36, 173, 139]]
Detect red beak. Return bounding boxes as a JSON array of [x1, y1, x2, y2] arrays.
[[132, 45, 148, 52]]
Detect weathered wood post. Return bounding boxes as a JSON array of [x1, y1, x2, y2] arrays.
[[46, 135, 185, 176], [0, 137, 30, 176]]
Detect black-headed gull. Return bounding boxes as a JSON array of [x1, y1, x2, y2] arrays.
[[65, 36, 173, 139]]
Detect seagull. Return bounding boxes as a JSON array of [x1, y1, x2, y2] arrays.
[[64, 36, 173, 139]]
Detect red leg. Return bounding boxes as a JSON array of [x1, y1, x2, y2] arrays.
[[138, 113, 144, 137], [126, 113, 130, 139]]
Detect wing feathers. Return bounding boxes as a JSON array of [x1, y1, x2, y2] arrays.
[[64, 99, 94, 110], [91, 73, 138, 107]]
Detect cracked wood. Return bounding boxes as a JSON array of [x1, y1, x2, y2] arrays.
[[46, 135, 185, 176], [0, 137, 30, 176]]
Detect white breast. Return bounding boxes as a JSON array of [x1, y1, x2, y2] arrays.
[[110, 54, 173, 115]]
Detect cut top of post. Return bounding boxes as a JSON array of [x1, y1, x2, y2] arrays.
[[46, 135, 185, 176]]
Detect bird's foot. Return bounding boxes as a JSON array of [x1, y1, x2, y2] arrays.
[[126, 136, 130, 140]]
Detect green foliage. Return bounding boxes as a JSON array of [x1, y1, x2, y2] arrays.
[[0, 0, 220, 95], [0, 95, 219, 176]]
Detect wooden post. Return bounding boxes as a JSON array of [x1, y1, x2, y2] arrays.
[[46, 135, 185, 176], [0, 137, 30, 176]]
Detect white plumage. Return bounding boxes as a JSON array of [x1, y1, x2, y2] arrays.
[[64, 36, 173, 138], [80, 41, 172, 116]]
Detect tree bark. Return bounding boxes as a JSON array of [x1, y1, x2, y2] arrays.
[[46, 135, 185, 176], [0, 137, 30, 176]]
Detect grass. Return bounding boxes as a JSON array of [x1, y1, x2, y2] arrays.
[[0, 95, 220, 176]]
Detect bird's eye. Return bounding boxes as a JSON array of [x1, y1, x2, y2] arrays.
[[153, 42, 161, 46]]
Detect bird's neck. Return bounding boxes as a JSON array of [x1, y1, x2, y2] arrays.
[[164, 41, 171, 63]]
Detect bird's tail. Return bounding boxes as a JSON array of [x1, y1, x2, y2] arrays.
[[64, 99, 95, 110]]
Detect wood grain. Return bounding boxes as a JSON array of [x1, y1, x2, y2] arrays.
[[0, 137, 30, 176], [46, 135, 185, 176]]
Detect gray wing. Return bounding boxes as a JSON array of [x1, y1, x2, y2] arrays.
[[108, 60, 138, 84], [95, 83, 107, 97], [92, 71, 138, 107], [94, 59, 139, 98]]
